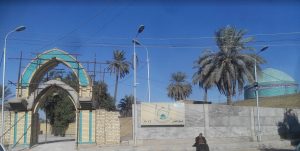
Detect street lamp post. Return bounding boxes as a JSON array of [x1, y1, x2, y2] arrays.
[[133, 38, 137, 145], [1, 26, 26, 143], [254, 46, 268, 142], [133, 25, 144, 145], [132, 39, 151, 103], [146, 47, 150, 103]]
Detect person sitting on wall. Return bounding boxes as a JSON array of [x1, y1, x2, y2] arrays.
[[193, 133, 209, 151]]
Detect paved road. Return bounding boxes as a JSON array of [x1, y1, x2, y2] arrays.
[[37, 134, 75, 144], [11, 135, 295, 151], [16, 143, 295, 151], [27, 142, 295, 151], [30, 141, 77, 151], [11, 135, 77, 151]]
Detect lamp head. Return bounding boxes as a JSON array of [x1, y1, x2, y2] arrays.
[[15, 26, 26, 32], [260, 46, 268, 52], [138, 25, 145, 34], [132, 39, 141, 45]]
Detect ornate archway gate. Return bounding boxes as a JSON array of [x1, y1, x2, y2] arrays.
[[7, 48, 96, 147]]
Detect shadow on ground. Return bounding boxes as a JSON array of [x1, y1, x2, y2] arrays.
[[38, 138, 75, 145], [260, 148, 295, 151], [260, 149, 293, 151], [29, 139, 75, 150]]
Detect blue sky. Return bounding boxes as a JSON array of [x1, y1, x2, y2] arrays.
[[0, 0, 300, 104]]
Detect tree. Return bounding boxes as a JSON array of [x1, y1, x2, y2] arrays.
[[52, 92, 75, 136], [62, 72, 79, 92], [118, 95, 133, 117], [40, 89, 75, 136], [40, 71, 77, 136], [167, 72, 192, 101], [43, 96, 57, 126], [0, 85, 12, 101], [107, 50, 130, 103], [277, 109, 300, 146], [194, 26, 265, 105], [93, 81, 116, 111], [192, 51, 215, 102]]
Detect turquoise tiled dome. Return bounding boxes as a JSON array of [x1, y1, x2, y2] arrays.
[[258, 68, 295, 83], [244, 68, 298, 99]]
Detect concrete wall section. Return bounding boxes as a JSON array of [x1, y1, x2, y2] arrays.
[[136, 104, 299, 142], [185, 104, 205, 127], [253, 107, 286, 139], [137, 127, 205, 139], [207, 105, 252, 138]]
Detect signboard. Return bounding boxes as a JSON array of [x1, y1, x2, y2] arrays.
[[141, 103, 185, 126]]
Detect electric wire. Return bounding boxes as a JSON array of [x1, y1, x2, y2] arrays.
[[11, 31, 300, 41], [29, 0, 113, 53]]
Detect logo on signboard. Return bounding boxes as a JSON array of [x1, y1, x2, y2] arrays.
[[141, 103, 185, 126], [155, 105, 171, 123]]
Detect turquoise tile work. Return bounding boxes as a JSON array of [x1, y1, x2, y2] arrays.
[[24, 112, 28, 145], [13, 112, 18, 145], [78, 110, 95, 144], [89, 110, 92, 144], [79, 111, 82, 143], [244, 68, 298, 99], [244, 82, 298, 99], [21, 49, 89, 87]]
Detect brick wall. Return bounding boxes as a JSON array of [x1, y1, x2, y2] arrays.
[[39, 122, 76, 136], [1, 109, 121, 147], [95, 109, 120, 145], [0, 111, 11, 145]]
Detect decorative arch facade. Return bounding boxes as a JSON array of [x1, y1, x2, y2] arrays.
[[17, 48, 92, 100], [7, 48, 96, 147]]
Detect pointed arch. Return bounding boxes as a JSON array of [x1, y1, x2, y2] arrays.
[[17, 48, 92, 98], [26, 80, 79, 111]]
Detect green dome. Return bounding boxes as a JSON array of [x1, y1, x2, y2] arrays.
[[258, 68, 296, 83], [244, 68, 298, 99]]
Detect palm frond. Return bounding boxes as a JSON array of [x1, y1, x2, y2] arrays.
[[193, 26, 266, 105]]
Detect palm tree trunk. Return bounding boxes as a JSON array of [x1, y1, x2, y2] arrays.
[[227, 80, 233, 105], [203, 88, 208, 102], [227, 94, 232, 105], [113, 70, 119, 103]]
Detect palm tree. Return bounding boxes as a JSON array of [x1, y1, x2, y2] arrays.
[[194, 26, 265, 105], [107, 50, 130, 103], [192, 51, 215, 102], [167, 72, 192, 101], [118, 95, 133, 117]]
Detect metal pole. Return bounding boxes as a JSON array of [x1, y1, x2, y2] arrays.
[[93, 54, 96, 82], [102, 68, 106, 82], [76, 110, 79, 149], [1, 26, 25, 144], [254, 59, 261, 142], [45, 109, 47, 143], [133, 39, 137, 145], [132, 25, 144, 146], [146, 47, 151, 103], [1, 31, 13, 144], [76, 60, 79, 149], [134, 40, 151, 103], [17, 51, 22, 97]]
